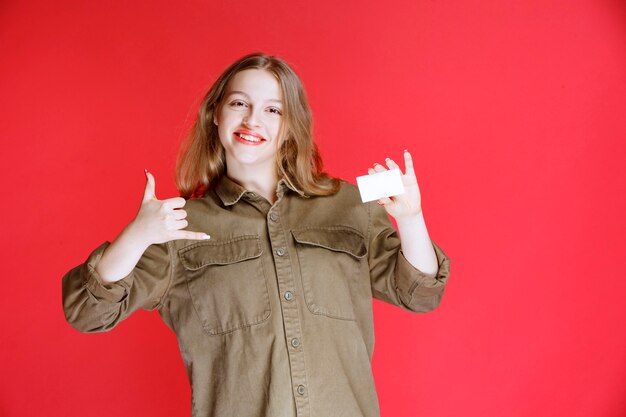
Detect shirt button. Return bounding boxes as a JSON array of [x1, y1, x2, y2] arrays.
[[276, 247, 285, 256], [291, 338, 300, 348], [296, 385, 306, 396], [269, 212, 279, 222], [284, 291, 294, 301]]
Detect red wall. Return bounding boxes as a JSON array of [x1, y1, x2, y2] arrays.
[[1, 0, 625, 416]]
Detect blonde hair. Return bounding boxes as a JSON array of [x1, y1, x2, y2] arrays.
[[176, 53, 340, 199]]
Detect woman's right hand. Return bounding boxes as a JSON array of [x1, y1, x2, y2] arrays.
[[128, 170, 210, 248]]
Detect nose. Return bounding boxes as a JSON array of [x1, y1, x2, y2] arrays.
[[243, 107, 262, 127]]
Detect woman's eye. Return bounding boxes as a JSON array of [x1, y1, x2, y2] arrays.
[[268, 107, 282, 115], [230, 100, 247, 108]]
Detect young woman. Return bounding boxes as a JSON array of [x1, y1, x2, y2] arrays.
[[62, 53, 451, 417]]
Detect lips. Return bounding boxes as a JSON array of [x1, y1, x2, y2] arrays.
[[234, 130, 266, 146]]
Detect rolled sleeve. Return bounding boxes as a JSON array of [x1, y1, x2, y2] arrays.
[[62, 240, 172, 333], [368, 201, 451, 313], [394, 241, 451, 312]]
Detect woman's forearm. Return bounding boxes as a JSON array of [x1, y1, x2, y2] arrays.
[[395, 211, 438, 276], [95, 222, 150, 284]]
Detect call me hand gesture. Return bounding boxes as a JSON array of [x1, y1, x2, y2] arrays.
[[135, 170, 211, 246]]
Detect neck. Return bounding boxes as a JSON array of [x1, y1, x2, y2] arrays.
[[225, 160, 279, 203]]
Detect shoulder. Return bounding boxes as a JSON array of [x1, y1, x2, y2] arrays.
[[325, 179, 390, 227], [292, 179, 372, 231], [179, 193, 223, 227], [182, 196, 212, 214], [320, 179, 361, 202], [299, 179, 363, 209], [337, 179, 359, 196], [328, 179, 372, 214]]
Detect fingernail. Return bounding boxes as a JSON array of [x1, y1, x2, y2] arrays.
[[385, 157, 390, 161], [404, 149, 408, 153], [377, 201, 384, 206], [203, 234, 211, 240]]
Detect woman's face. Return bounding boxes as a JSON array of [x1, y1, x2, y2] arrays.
[[214, 69, 284, 172]]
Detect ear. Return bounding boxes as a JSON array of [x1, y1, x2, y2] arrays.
[[213, 105, 219, 126]]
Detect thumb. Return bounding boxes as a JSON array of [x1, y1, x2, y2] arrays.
[[143, 169, 157, 202]]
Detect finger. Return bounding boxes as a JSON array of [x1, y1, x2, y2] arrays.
[[404, 150, 415, 177], [163, 196, 186, 210], [385, 157, 400, 171], [172, 209, 187, 220], [367, 167, 376, 175], [173, 230, 211, 241], [372, 163, 386, 173], [170, 218, 189, 230], [143, 170, 157, 202]]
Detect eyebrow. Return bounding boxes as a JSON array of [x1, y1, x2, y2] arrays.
[[224, 91, 282, 104]]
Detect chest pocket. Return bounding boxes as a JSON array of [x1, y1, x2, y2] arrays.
[[179, 235, 271, 335], [292, 226, 367, 321]]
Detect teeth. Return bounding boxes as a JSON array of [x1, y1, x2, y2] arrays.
[[238, 133, 262, 142]]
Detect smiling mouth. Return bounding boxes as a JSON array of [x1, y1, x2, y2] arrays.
[[236, 133, 263, 142], [234, 132, 266, 145]]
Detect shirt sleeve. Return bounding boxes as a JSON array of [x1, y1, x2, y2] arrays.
[[61, 240, 173, 333], [367, 202, 451, 313]]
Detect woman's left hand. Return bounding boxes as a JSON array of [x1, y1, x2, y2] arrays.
[[368, 150, 422, 220]]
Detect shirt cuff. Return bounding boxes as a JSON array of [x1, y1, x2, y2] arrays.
[[395, 240, 451, 299], [83, 241, 134, 303]]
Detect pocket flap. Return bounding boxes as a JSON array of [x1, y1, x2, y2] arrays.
[[291, 227, 367, 258], [179, 235, 262, 270]]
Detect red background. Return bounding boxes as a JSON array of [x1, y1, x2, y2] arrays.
[[1, 0, 625, 416]]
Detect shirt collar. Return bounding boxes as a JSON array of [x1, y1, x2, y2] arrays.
[[214, 175, 305, 206]]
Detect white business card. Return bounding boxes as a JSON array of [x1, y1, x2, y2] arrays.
[[356, 169, 405, 203]]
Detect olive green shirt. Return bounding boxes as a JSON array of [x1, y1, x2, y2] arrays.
[[62, 176, 451, 417]]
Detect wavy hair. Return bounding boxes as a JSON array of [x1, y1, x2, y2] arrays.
[[176, 53, 339, 199]]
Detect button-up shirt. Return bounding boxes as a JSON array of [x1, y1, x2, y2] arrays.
[[62, 176, 451, 417]]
